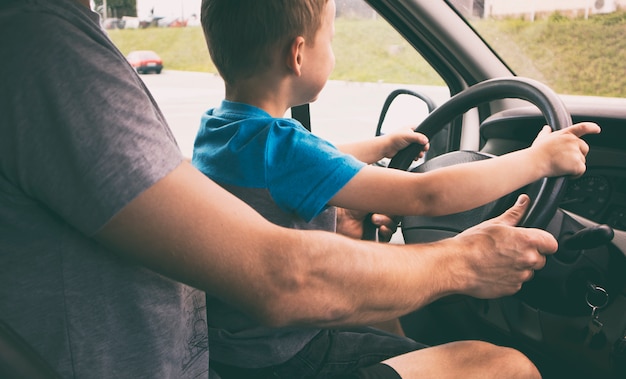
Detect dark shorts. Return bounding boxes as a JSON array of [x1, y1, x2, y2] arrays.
[[332, 363, 402, 379], [210, 327, 426, 379]]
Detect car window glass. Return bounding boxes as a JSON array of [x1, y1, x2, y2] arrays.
[[309, 0, 450, 144], [447, 0, 626, 98], [105, 0, 450, 150]]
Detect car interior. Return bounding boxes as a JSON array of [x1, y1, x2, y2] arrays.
[[3, 0, 625, 378], [351, 1, 626, 378]]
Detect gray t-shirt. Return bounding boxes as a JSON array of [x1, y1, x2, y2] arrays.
[[0, 1, 208, 377]]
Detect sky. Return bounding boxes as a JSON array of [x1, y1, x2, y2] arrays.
[[135, 0, 201, 20]]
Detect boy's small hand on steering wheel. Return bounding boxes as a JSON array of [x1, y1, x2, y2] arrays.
[[336, 208, 398, 242]]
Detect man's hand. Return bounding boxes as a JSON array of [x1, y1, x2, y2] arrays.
[[450, 194, 558, 299]]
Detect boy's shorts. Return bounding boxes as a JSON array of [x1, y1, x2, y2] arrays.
[[210, 327, 426, 379], [332, 363, 401, 379]]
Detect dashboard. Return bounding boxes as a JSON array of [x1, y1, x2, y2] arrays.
[[479, 101, 626, 232], [562, 167, 626, 231], [471, 101, 626, 379], [399, 97, 626, 379]]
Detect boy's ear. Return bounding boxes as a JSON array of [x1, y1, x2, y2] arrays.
[[286, 36, 305, 76]]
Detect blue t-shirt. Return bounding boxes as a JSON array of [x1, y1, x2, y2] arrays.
[[192, 100, 366, 368], [193, 100, 365, 222]]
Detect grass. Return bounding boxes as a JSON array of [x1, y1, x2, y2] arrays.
[[108, 27, 215, 73], [473, 11, 626, 97], [108, 11, 626, 97], [332, 18, 443, 85], [107, 20, 439, 85]]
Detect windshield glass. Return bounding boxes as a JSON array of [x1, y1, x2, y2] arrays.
[[446, 0, 626, 98]]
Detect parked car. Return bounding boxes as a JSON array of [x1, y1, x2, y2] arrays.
[[126, 50, 163, 74], [101, 17, 124, 29]]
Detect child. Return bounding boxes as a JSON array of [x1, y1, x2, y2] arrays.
[[193, 0, 600, 377]]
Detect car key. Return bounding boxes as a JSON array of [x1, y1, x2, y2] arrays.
[[584, 308, 604, 347], [584, 284, 609, 348]]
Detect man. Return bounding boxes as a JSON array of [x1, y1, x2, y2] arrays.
[[0, 0, 571, 377]]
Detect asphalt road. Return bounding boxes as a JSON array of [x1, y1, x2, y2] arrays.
[[140, 70, 450, 157], [141, 70, 626, 159]]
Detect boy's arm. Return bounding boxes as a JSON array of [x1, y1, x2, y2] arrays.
[[337, 127, 429, 164], [330, 122, 600, 217], [94, 161, 556, 328]]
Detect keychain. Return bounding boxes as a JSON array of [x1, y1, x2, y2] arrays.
[[583, 283, 609, 348]]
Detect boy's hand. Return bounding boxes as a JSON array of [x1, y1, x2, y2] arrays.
[[382, 127, 430, 160], [530, 122, 600, 178], [336, 208, 398, 242]]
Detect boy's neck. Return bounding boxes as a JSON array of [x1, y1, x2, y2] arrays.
[[225, 82, 292, 118]]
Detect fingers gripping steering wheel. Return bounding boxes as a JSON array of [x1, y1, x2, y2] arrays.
[[390, 77, 571, 237]]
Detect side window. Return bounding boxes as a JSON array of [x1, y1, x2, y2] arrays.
[[309, 0, 449, 145]]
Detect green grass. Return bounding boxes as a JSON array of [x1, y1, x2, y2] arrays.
[[108, 27, 215, 73], [332, 18, 443, 85], [107, 20, 439, 85], [473, 11, 626, 97], [108, 11, 626, 97]]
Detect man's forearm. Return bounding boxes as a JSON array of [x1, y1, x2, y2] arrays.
[[248, 229, 453, 327], [95, 163, 554, 328]]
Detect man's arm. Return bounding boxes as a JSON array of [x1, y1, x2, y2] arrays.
[[96, 162, 557, 328]]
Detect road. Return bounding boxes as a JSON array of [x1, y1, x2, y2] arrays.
[[140, 70, 623, 158], [140, 70, 450, 157]]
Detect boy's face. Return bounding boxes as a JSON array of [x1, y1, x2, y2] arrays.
[[299, 0, 336, 103]]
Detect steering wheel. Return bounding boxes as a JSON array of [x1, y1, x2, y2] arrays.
[[393, 76, 577, 314], [390, 77, 571, 237]]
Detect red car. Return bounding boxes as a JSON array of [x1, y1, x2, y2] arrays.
[[126, 50, 163, 74]]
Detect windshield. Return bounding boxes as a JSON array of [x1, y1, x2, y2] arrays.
[[446, 0, 626, 98]]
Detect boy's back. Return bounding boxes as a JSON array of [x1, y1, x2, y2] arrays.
[[193, 100, 376, 369]]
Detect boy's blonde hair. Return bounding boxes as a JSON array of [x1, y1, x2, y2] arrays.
[[201, 0, 328, 85]]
